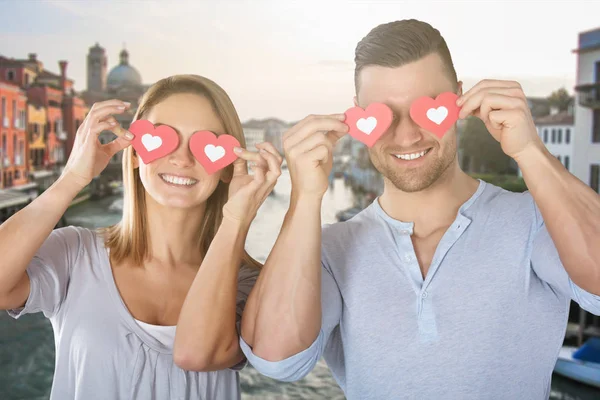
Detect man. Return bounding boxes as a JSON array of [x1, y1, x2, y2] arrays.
[[238, 19, 600, 399]]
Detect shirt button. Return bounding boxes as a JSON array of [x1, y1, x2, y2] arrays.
[[403, 254, 413, 262], [421, 291, 428, 299], [400, 229, 410, 235]]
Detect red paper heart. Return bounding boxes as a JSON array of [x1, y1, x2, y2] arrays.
[[129, 120, 180, 164], [344, 103, 393, 148], [409, 92, 461, 139], [189, 131, 240, 175]]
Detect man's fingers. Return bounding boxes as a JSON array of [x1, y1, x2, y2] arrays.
[[325, 128, 348, 146], [289, 131, 333, 159], [282, 114, 345, 142], [459, 90, 525, 120], [459, 79, 522, 103], [284, 117, 348, 150], [477, 94, 527, 124]]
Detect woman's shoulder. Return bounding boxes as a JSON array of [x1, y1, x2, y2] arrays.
[[46, 225, 105, 263]]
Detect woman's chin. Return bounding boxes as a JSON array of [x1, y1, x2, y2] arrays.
[[147, 191, 207, 210]]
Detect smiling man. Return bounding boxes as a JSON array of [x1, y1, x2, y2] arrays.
[[239, 19, 600, 399]]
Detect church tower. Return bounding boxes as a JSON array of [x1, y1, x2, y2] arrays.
[[87, 43, 107, 93]]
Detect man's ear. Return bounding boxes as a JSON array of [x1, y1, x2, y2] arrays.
[[457, 80, 463, 97]]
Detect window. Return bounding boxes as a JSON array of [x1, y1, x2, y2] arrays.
[[7, 70, 14, 81], [543, 129, 548, 143], [15, 169, 20, 180], [1, 134, 6, 163], [591, 164, 600, 193], [566, 128, 571, 144], [565, 156, 570, 171], [557, 129, 562, 144], [557, 155, 561, 162], [54, 121, 58, 134], [19, 141, 24, 166], [12, 100, 16, 125], [594, 110, 600, 143], [24, 74, 29, 86], [551, 129, 556, 143], [1, 98, 5, 124]]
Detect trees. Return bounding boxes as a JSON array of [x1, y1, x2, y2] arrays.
[[547, 87, 572, 112], [458, 117, 514, 175]]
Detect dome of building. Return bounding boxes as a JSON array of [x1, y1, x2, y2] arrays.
[[106, 49, 142, 89]]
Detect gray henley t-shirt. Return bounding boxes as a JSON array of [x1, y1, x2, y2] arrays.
[[241, 180, 600, 399]]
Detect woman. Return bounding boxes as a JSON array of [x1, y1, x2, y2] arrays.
[[0, 74, 282, 399]]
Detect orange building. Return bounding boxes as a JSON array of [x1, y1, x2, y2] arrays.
[[0, 54, 87, 172], [0, 81, 28, 188]]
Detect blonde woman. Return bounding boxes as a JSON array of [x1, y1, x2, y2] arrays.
[[0, 75, 282, 399]]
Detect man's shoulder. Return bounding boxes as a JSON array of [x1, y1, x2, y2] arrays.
[[322, 204, 378, 248], [475, 181, 538, 224]]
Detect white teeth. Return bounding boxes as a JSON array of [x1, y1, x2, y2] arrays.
[[160, 174, 197, 186], [395, 150, 428, 160]]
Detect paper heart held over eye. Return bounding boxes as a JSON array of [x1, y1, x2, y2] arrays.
[[409, 92, 461, 139], [189, 130, 240, 175], [344, 103, 394, 148], [129, 120, 180, 164], [129, 120, 240, 174]]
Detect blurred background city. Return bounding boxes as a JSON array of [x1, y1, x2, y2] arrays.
[[1, 0, 600, 398]]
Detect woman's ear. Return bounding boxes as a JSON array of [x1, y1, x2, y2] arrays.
[[132, 150, 139, 169], [220, 165, 233, 184]]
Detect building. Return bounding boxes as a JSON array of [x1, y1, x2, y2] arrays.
[[0, 81, 27, 188], [535, 109, 575, 171], [242, 118, 289, 154], [573, 27, 600, 192], [81, 44, 148, 179], [0, 53, 88, 185], [515, 107, 575, 177], [242, 127, 266, 151]]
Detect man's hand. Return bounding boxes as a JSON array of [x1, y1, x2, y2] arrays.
[[457, 79, 544, 162], [283, 114, 349, 198]]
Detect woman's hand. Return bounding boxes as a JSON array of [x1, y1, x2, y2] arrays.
[[222, 142, 283, 229], [61, 99, 134, 189]]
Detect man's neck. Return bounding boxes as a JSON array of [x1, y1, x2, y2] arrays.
[[378, 163, 480, 236]]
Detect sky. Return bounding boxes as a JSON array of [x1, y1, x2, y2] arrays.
[[1, 0, 599, 122]]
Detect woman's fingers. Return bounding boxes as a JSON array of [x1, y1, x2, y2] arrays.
[[259, 150, 282, 184], [233, 147, 268, 168]]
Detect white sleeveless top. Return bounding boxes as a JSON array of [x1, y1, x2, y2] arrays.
[[134, 319, 177, 349]]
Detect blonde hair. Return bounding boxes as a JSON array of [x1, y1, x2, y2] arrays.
[[100, 74, 262, 270], [354, 19, 458, 92]]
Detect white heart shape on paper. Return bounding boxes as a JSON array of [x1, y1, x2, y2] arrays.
[[141, 133, 163, 152], [356, 117, 378, 135], [205, 144, 225, 162], [426, 106, 448, 125]]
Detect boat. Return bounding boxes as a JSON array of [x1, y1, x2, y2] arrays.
[[554, 338, 600, 389]]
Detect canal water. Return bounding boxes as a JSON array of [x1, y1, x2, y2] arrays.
[[0, 171, 598, 399]]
